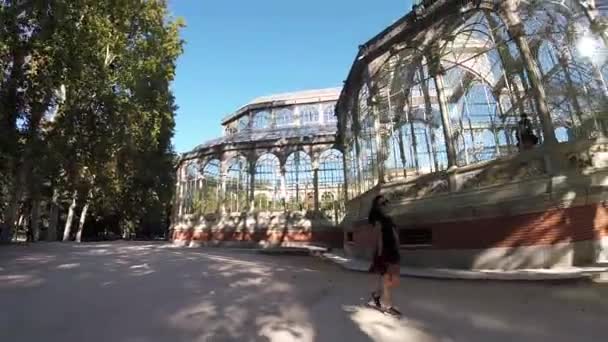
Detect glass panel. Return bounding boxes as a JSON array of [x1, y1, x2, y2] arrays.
[[238, 116, 250, 131], [285, 151, 313, 210], [254, 154, 281, 211], [199, 159, 220, 215], [324, 103, 337, 123], [252, 111, 270, 129], [319, 149, 345, 224], [225, 156, 250, 213], [275, 108, 293, 127], [300, 105, 320, 125]]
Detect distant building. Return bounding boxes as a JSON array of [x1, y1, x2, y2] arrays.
[[171, 88, 345, 247]]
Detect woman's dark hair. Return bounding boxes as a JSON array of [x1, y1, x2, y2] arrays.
[[368, 195, 385, 225]]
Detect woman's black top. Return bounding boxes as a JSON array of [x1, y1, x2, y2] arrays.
[[378, 215, 400, 264]]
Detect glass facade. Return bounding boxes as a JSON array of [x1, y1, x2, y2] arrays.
[[338, 1, 608, 199]]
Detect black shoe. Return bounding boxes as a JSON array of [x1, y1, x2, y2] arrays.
[[371, 291, 381, 308], [384, 306, 402, 317]]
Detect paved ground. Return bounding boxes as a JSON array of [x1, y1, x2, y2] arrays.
[[1, 242, 607, 342]]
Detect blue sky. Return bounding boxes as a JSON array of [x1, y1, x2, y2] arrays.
[[169, 0, 412, 153]]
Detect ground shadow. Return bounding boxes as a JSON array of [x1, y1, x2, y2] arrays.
[[1, 242, 608, 341]]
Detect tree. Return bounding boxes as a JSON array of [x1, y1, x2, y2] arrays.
[[0, 0, 184, 243]]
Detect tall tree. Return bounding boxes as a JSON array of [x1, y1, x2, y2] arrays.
[[1, 0, 184, 243]]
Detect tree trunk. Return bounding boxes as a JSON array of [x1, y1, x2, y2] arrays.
[[75, 200, 89, 243], [0, 172, 24, 243], [16, 214, 24, 230], [0, 46, 26, 243], [47, 189, 60, 241], [62, 191, 77, 242], [30, 199, 40, 242]]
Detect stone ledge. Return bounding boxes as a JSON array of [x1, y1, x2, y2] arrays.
[[258, 245, 328, 256], [321, 252, 608, 282]]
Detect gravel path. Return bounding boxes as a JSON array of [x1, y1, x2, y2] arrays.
[[1, 242, 607, 342]]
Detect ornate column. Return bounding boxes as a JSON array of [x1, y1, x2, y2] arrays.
[[495, 91, 514, 148], [196, 177, 202, 214], [397, 126, 408, 179], [176, 165, 185, 218], [354, 135, 364, 193], [373, 105, 386, 183], [171, 167, 180, 223], [501, 0, 557, 144], [364, 71, 386, 184], [280, 165, 287, 210], [312, 157, 320, 212], [405, 99, 421, 174], [248, 159, 256, 212], [428, 53, 458, 168], [342, 147, 350, 200], [458, 116, 470, 165], [219, 157, 229, 215], [419, 64, 442, 170]]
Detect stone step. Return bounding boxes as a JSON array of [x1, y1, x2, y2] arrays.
[[592, 272, 608, 283], [592, 262, 608, 283]]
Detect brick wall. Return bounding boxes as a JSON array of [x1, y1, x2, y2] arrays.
[[350, 203, 608, 250]]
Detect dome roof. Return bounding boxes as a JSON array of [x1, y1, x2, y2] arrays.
[[221, 87, 342, 125]]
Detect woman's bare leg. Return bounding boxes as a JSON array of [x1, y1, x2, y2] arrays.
[[369, 275, 383, 306], [381, 274, 392, 308], [375, 275, 383, 296]]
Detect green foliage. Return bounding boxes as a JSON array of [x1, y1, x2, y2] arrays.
[[200, 183, 219, 215], [0, 0, 184, 240]]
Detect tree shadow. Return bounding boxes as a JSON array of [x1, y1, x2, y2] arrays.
[[0, 242, 372, 342], [3, 242, 608, 341]]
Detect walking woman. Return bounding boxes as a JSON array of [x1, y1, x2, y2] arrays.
[[368, 195, 401, 317]]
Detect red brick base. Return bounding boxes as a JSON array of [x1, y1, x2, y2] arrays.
[[171, 228, 343, 248], [350, 204, 608, 250]]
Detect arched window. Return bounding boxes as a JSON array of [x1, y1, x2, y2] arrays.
[[254, 154, 281, 211], [238, 116, 250, 131], [323, 103, 337, 123], [398, 121, 434, 175], [183, 162, 200, 215], [186, 163, 198, 180], [319, 149, 345, 224], [225, 126, 237, 136], [478, 129, 497, 161], [275, 108, 293, 127], [318, 149, 344, 188], [385, 127, 407, 181], [200, 159, 220, 215], [299, 105, 319, 125], [496, 128, 513, 154], [252, 111, 270, 129], [358, 110, 379, 192], [226, 156, 250, 213], [432, 126, 448, 171], [521, 2, 606, 137], [285, 151, 313, 211]]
